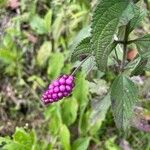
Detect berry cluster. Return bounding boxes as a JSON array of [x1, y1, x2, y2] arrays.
[[42, 75, 75, 104]]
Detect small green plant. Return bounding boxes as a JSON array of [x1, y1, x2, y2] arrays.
[[71, 0, 150, 131]]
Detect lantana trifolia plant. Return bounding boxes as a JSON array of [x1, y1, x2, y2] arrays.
[[42, 0, 150, 131]]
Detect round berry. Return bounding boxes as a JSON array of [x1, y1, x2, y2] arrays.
[[48, 89, 53, 94], [66, 85, 72, 92], [52, 93, 58, 100], [58, 92, 63, 98], [53, 81, 59, 86], [63, 75, 68, 79], [43, 99, 49, 104], [54, 86, 59, 93], [66, 79, 72, 85], [48, 95, 52, 99], [49, 84, 54, 89], [59, 85, 66, 92], [71, 83, 75, 88], [59, 78, 66, 84], [64, 92, 69, 97], [68, 75, 74, 81], [42, 95, 47, 99]]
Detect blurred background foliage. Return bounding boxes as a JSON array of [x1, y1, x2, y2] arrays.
[[0, 0, 150, 150]]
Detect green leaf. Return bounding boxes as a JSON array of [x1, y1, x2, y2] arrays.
[[47, 52, 64, 79], [73, 72, 89, 108], [91, 0, 130, 71], [61, 97, 78, 126], [60, 124, 71, 150], [89, 79, 109, 95], [131, 57, 148, 76], [71, 37, 92, 61], [81, 56, 96, 73], [0, 128, 36, 150], [36, 41, 52, 67], [144, 59, 150, 71], [128, 5, 147, 33], [134, 34, 150, 58], [13, 128, 33, 150], [111, 75, 139, 130], [70, 26, 91, 52], [44, 9, 52, 33], [90, 94, 111, 134], [0, 137, 23, 150], [72, 137, 90, 150], [30, 15, 47, 34], [52, 10, 64, 41], [0, 49, 17, 64], [46, 105, 62, 135], [105, 136, 121, 150], [119, 2, 135, 26]]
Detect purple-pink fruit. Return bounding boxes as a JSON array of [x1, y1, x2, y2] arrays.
[[59, 85, 66, 92], [59, 78, 66, 84], [42, 74, 75, 104], [66, 79, 72, 85], [54, 86, 59, 93]]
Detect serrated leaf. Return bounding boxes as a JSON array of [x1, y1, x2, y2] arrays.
[[70, 26, 91, 52], [119, 2, 135, 26], [60, 124, 71, 150], [111, 75, 139, 130], [129, 5, 147, 33], [131, 57, 148, 76], [134, 34, 150, 58], [71, 37, 92, 61], [91, 0, 130, 71], [36, 41, 52, 67], [61, 97, 78, 126], [72, 137, 90, 150], [144, 59, 150, 71], [47, 52, 64, 79]]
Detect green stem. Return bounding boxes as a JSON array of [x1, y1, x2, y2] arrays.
[[120, 23, 130, 72], [71, 55, 91, 76]]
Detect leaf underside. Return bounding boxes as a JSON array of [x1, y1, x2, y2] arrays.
[[134, 34, 150, 58], [111, 75, 138, 130], [91, 0, 130, 71], [71, 37, 91, 61]]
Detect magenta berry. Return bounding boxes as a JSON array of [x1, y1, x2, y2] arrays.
[[53, 80, 59, 86], [59, 85, 66, 92], [54, 86, 59, 93], [66, 78, 72, 85], [42, 74, 75, 104], [59, 78, 66, 84]]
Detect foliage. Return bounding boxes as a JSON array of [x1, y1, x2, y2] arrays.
[[0, 0, 150, 150]]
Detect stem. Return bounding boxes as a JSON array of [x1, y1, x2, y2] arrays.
[[114, 48, 119, 63], [144, 0, 150, 10], [71, 55, 91, 76], [120, 23, 130, 72]]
